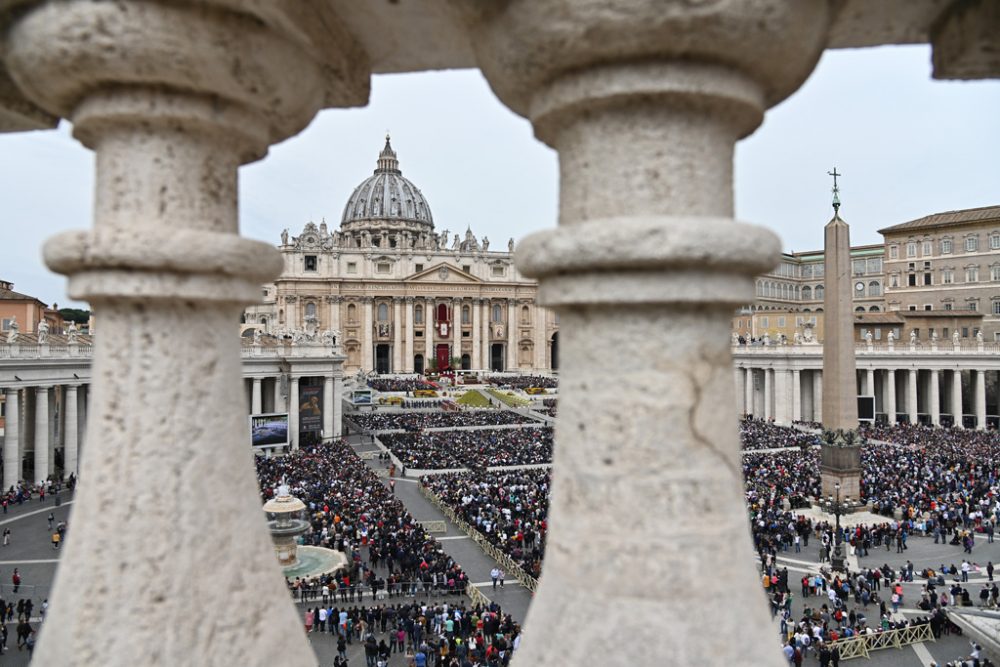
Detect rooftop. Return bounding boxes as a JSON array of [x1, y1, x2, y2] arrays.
[[878, 205, 1000, 234]]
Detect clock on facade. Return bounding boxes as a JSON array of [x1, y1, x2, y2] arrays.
[[855, 282, 865, 292]]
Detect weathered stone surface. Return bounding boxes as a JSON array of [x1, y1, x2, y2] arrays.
[[932, 0, 1000, 80]]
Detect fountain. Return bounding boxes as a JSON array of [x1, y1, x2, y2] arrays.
[[263, 484, 348, 579]]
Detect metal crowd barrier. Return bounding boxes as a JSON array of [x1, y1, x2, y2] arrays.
[[420, 484, 539, 594], [419, 520, 448, 534], [828, 622, 934, 660]]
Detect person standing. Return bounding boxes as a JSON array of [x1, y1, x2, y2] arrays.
[[11, 569, 19, 594], [498, 568, 505, 589], [490, 567, 500, 591], [47, 512, 54, 531], [2, 528, 9, 547]]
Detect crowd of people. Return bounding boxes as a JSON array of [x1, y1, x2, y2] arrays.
[[422, 470, 549, 581], [256, 441, 470, 602], [379, 428, 553, 470], [741, 418, 820, 451], [351, 411, 538, 433], [484, 376, 557, 390], [369, 378, 439, 392]]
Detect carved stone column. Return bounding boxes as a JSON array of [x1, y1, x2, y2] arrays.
[[481, 300, 491, 369], [404, 296, 415, 372], [64, 383, 79, 479], [452, 298, 462, 366], [462, 3, 831, 664], [533, 302, 546, 370], [323, 375, 335, 439], [472, 297, 481, 370], [327, 294, 342, 336], [393, 297, 403, 373], [33, 385, 49, 483], [362, 297, 374, 372], [3, 1, 368, 663], [953, 369, 964, 427], [930, 369, 941, 426], [424, 297, 434, 370], [506, 299, 517, 370]]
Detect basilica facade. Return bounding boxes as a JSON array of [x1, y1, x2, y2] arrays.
[[246, 137, 558, 375]]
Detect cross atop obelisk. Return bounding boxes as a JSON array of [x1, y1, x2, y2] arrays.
[[828, 167, 842, 212]]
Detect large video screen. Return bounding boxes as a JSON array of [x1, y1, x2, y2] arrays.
[[857, 396, 875, 422], [250, 413, 289, 447]]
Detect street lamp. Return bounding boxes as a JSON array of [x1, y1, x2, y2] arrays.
[[828, 482, 851, 573]]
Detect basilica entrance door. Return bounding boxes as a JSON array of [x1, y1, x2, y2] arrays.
[[490, 344, 504, 372], [375, 344, 391, 374], [436, 344, 450, 370]]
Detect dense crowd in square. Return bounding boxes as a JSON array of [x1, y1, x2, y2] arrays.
[[483, 375, 558, 390], [421, 470, 549, 581], [740, 418, 820, 450], [350, 411, 539, 433], [369, 377, 439, 392], [379, 428, 553, 470]]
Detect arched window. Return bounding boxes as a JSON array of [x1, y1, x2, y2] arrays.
[[278, 309, 284, 324], [802, 286, 812, 300], [855, 306, 865, 312], [305, 302, 317, 318], [815, 285, 824, 300], [347, 303, 357, 323], [492, 304, 503, 323], [259, 316, 267, 325], [414, 305, 423, 324], [377, 303, 389, 322], [437, 303, 449, 322], [521, 305, 530, 324], [869, 305, 880, 312], [868, 281, 881, 297], [462, 305, 470, 324]]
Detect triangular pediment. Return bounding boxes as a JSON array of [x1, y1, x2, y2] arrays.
[[405, 262, 483, 284]]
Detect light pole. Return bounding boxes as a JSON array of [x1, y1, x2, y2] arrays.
[[828, 482, 851, 572]]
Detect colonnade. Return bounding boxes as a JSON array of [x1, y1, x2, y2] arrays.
[[1, 383, 88, 489], [245, 372, 344, 449], [736, 356, 996, 429], [359, 295, 550, 373]]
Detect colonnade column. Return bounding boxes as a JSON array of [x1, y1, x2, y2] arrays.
[[791, 370, 802, 422], [251, 378, 262, 414], [34, 385, 49, 484], [3, 388, 20, 490], [813, 371, 823, 423], [929, 370, 941, 426], [976, 370, 987, 429], [362, 297, 374, 373], [533, 303, 546, 370], [404, 297, 415, 373], [425, 297, 435, 370], [392, 297, 402, 373], [288, 377, 300, 451], [952, 370, 964, 427], [745, 368, 755, 418], [3, 2, 368, 660], [333, 376, 343, 438], [734, 368, 745, 415], [453, 298, 462, 366], [64, 384, 79, 479], [886, 369, 897, 424], [506, 299, 517, 370], [323, 375, 334, 439], [466, 3, 833, 663], [773, 368, 788, 424], [908, 369, 919, 424], [763, 368, 773, 421], [472, 298, 481, 371], [866, 368, 875, 398]]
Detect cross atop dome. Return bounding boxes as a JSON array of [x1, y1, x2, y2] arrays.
[[376, 133, 399, 174]]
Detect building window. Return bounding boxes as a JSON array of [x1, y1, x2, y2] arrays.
[[924, 304, 932, 311], [347, 303, 357, 323], [521, 305, 530, 324], [941, 238, 953, 254], [943, 327, 949, 338], [815, 285, 824, 300], [992, 265, 1000, 282], [912, 328, 920, 339], [377, 262, 391, 274], [304, 255, 317, 271], [855, 307, 865, 312], [943, 269, 954, 284], [1, 318, 12, 330], [889, 274, 899, 288], [993, 301, 1000, 315], [462, 265, 471, 274], [906, 242, 917, 258], [490, 265, 504, 278], [305, 302, 317, 319], [962, 327, 969, 337], [966, 236, 979, 252], [908, 274, 917, 287], [415, 263, 423, 273], [923, 241, 933, 256], [414, 305, 423, 324], [867, 258, 882, 274], [492, 304, 502, 323], [908, 305, 917, 311], [968, 302, 979, 312], [868, 281, 881, 297], [929, 328, 935, 339], [761, 317, 769, 328], [992, 234, 1000, 250], [966, 266, 980, 282], [347, 262, 357, 274], [801, 286, 812, 300], [777, 317, 785, 327], [852, 259, 865, 275], [415, 330, 423, 337], [889, 245, 899, 260], [377, 303, 389, 322], [462, 305, 471, 324], [923, 273, 932, 286]]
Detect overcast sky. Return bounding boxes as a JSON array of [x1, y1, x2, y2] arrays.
[[1, 45, 997, 308]]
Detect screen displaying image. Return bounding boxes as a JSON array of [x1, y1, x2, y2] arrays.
[[251, 413, 289, 447]]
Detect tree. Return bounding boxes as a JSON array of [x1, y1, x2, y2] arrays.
[[58, 308, 90, 324]]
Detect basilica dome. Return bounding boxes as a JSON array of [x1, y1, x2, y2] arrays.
[[340, 136, 434, 233]]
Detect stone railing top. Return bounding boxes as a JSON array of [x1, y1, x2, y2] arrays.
[[732, 342, 998, 355]]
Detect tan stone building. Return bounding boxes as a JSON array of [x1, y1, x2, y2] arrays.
[[0, 280, 65, 336], [247, 138, 558, 374]]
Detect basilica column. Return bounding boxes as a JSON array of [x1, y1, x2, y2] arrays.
[[952, 369, 964, 427], [506, 299, 517, 371], [323, 375, 334, 439], [3, 388, 20, 490], [481, 300, 491, 369], [251, 378, 262, 414], [976, 369, 987, 429], [64, 384, 79, 479], [424, 297, 434, 370], [328, 295, 341, 336], [333, 375, 344, 438], [930, 370, 941, 426], [404, 297, 415, 372], [33, 385, 49, 484], [362, 297, 375, 373], [908, 369, 919, 424], [3, 1, 367, 661], [392, 297, 403, 373], [465, 3, 832, 663], [886, 369, 897, 424], [791, 370, 802, 422], [472, 298, 482, 371], [533, 303, 547, 370], [452, 298, 462, 366]]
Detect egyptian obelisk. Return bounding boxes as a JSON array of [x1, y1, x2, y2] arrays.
[[820, 168, 861, 502], [822, 168, 859, 431]]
